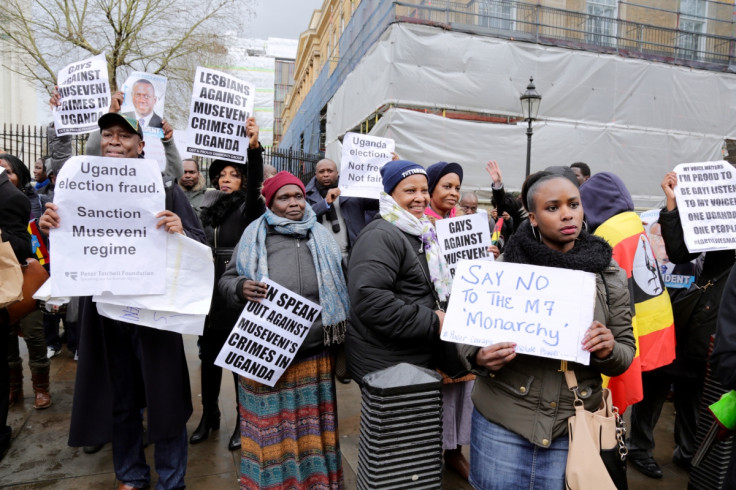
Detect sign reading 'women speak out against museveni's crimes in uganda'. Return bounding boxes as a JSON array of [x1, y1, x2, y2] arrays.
[[216, 278, 322, 387], [185, 67, 255, 164], [50, 156, 167, 297], [53, 53, 111, 136], [673, 161, 736, 253], [338, 132, 395, 199], [442, 260, 595, 365]]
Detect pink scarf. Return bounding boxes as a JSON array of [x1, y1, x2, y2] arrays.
[[425, 206, 456, 220]]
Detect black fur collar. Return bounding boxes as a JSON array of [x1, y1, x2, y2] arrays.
[[503, 220, 612, 274], [200, 190, 246, 228]]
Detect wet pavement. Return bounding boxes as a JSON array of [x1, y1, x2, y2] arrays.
[[0, 336, 689, 488]]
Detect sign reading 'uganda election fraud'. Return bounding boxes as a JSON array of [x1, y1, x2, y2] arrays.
[[441, 260, 595, 365], [53, 53, 111, 136], [338, 132, 395, 199], [50, 156, 166, 297], [435, 213, 493, 277], [216, 278, 322, 387], [673, 161, 736, 253], [186, 67, 255, 163]]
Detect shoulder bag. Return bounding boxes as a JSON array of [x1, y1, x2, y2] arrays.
[[0, 230, 24, 310], [564, 370, 628, 490]]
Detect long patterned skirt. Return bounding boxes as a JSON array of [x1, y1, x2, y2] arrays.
[[238, 349, 344, 490]]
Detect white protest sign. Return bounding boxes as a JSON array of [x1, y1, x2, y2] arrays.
[[338, 132, 395, 199], [93, 233, 214, 315], [442, 260, 595, 364], [120, 72, 167, 138], [186, 67, 254, 163], [436, 214, 493, 277], [53, 53, 110, 135], [215, 278, 322, 387], [673, 161, 736, 253], [96, 303, 206, 335], [50, 156, 166, 296]]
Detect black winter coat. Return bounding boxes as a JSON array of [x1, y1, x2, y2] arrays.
[[659, 208, 735, 364], [345, 217, 441, 382], [201, 147, 265, 330], [69, 183, 206, 446]]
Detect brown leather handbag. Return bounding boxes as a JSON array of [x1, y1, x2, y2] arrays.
[[6, 258, 49, 324]]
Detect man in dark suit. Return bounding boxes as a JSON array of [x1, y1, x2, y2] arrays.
[[0, 167, 32, 460], [123, 79, 163, 131], [305, 158, 378, 259]]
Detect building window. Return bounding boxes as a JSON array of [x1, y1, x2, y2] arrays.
[[586, 0, 617, 47], [479, 0, 516, 30], [677, 0, 708, 60]]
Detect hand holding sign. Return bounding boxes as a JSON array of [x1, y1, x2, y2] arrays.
[[671, 161, 736, 252], [442, 260, 595, 365]]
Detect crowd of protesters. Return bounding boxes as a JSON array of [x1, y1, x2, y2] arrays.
[[0, 86, 734, 490]]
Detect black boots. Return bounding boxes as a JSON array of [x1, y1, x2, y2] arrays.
[[189, 410, 220, 444], [228, 413, 241, 451]]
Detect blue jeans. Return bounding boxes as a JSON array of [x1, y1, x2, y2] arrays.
[[108, 323, 188, 489], [469, 408, 568, 490]]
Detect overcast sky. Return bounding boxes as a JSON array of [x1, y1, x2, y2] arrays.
[[245, 0, 324, 40]]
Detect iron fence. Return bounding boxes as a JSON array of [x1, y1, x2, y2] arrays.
[[0, 124, 321, 186]]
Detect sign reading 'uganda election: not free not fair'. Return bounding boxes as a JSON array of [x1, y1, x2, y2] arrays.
[[50, 156, 167, 297]]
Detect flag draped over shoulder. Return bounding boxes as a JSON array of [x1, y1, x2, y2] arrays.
[[595, 212, 676, 412]]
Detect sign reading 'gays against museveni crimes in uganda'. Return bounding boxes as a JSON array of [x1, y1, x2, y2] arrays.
[[50, 156, 166, 297], [435, 213, 493, 277], [53, 53, 111, 136], [185, 67, 255, 163], [215, 278, 322, 387], [673, 161, 736, 253], [441, 260, 595, 365]]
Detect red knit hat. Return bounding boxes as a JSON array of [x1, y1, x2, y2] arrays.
[[261, 171, 306, 206]]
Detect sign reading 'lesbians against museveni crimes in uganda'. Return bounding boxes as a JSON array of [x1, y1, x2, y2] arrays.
[[673, 161, 736, 253], [216, 278, 322, 387], [53, 53, 111, 136], [441, 260, 596, 365], [339, 132, 395, 199], [185, 67, 255, 163], [50, 156, 167, 297], [435, 213, 493, 277]]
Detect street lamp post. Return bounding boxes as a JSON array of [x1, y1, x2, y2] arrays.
[[520, 77, 542, 178]]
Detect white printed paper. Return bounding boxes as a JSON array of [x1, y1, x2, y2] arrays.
[[53, 53, 111, 135], [435, 213, 493, 277], [215, 278, 322, 387], [673, 161, 736, 253], [96, 302, 206, 335], [50, 156, 166, 296], [120, 72, 167, 138], [186, 67, 254, 163], [93, 233, 214, 315], [442, 260, 594, 365], [338, 132, 395, 199]]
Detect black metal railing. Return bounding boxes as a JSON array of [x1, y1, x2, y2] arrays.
[[0, 124, 321, 185]]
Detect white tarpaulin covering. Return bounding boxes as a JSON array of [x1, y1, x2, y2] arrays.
[[326, 23, 736, 207]]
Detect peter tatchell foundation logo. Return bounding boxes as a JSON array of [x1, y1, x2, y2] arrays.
[[65, 272, 78, 281]]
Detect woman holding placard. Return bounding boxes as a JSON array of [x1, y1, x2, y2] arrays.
[[189, 117, 264, 451], [459, 171, 635, 489], [424, 160, 474, 480], [219, 171, 349, 489]]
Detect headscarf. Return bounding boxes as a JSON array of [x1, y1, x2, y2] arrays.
[[235, 205, 349, 345], [379, 192, 452, 301]]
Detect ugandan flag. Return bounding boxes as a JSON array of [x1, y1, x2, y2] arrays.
[[594, 211, 676, 412], [491, 217, 504, 245], [28, 220, 49, 266]]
